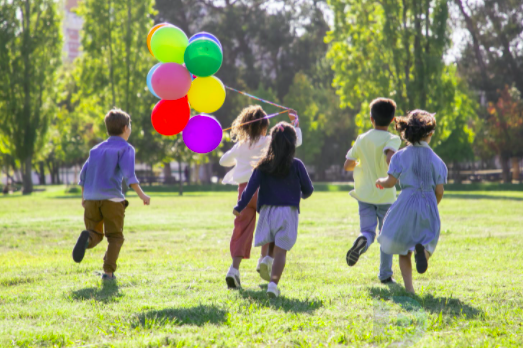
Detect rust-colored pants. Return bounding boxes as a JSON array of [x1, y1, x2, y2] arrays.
[[230, 183, 258, 259], [83, 200, 128, 273]]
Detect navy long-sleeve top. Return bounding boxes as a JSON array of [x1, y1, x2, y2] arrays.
[[234, 158, 314, 213]]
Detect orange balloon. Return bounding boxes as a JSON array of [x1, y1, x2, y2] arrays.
[[147, 23, 172, 56]]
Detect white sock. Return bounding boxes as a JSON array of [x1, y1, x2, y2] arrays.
[[264, 256, 274, 262], [228, 266, 239, 275]]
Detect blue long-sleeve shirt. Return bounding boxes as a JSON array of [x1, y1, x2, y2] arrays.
[[79, 136, 140, 201], [234, 158, 314, 213]]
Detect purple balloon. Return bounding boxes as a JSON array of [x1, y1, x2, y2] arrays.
[[189, 32, 222, 50], [183, 115, 223, 154], [151, 63, 192, 100]]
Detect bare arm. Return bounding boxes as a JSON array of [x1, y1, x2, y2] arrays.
[[385, 150, 395, 165], [376, 174, 397, 189], [435, 184, 444, 204], [81, 187, 85, 208], [344, 159, 356, 171], [130, 183, 151, 205]]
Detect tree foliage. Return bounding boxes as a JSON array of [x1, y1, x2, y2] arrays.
[[0, 0, 62, 193]]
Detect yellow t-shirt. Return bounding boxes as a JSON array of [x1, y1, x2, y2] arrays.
[[346, 129, 401, 204]]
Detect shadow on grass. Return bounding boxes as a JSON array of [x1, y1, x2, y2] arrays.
[[132, 305, 228, 328], [237, 286, 323, 313], [70, 281, 122, 303], [369, 286, 484, 319]]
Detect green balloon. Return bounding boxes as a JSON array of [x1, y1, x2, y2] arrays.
[[184, 38, 223, 77], [150, 26, 188, 64]]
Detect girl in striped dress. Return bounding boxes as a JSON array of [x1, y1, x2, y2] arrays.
[[233, 122, 313, 298], [375, 110, 447, 294]]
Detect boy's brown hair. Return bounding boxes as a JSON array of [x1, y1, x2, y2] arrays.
[[230, 105, 269, 146], [370, 98, 396, 127], [105, 108, 131, 136]]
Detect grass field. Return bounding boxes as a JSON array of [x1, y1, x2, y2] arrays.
[[0, 186, 522, 347]]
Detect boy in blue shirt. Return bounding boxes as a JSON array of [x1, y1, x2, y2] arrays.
[[72, 109, 150, 280]]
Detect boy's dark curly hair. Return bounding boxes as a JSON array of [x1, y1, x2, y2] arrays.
[[395, 110, 436, 145]]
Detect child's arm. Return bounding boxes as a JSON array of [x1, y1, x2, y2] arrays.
[[435, 184, 444, 204], [385, 150, 395, 165], [376, 174, 397, 189], [233, 169, 261, 216], [219, 144, 238, 167], [344, 159, 356, 171], [79, 158, 89, 207], [119, 146, 150, 205], [130, 183, 150, 205], [297, 160, 314, 199]]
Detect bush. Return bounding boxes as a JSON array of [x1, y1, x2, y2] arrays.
[[66, 186, 81, 194]]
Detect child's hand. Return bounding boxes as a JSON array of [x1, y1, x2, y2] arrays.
[[81, 198, 86, 208], [233, 209, 240, 217], [288, 109, 299, 127], [139, 193, 151, 205], [375, 180, 384, 190]]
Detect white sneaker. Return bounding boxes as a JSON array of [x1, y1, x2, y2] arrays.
[[259, 256, 273, 282], [256, 257, 263, 273], [225, 267, 241, 289], [267, 282, 280, 298]]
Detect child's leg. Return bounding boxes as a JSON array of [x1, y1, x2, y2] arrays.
[[100, 200, 126, 276], [347, 202, 379, 267], [377, 204, 393, 281], [84, 201, 104, 248], [270, 245, 287, 285], [399, 252, 414, 293], [230, 184, 258, 270]]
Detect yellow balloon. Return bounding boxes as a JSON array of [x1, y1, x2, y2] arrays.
[[188, 76, 226, 113]]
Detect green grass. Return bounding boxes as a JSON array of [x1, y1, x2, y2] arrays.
[[0, 186, 522, 347]]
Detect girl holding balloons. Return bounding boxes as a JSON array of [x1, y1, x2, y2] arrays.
[[220, 105, 301, 289]]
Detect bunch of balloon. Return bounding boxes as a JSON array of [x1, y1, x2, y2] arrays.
[[146, 24, 225, 154]]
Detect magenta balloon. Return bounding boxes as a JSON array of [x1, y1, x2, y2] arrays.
[[151, 63, 192, 100], [183, 115, 223, 154]]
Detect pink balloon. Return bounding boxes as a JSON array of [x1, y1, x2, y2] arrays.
[[151, 63, 192, 100]]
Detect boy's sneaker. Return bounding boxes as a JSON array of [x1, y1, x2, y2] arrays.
[[346, 236, 367, 266], [102, 274, 117, 281], [414, 244, 428, 274], [380, 277, 396, 284], [267, 282, 280, 298], [72, 230, 90, 263], [259, 256, 274, 282], [225, 267, 241, 289]]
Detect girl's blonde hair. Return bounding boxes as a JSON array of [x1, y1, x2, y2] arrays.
[[230, 105, 269, 146]]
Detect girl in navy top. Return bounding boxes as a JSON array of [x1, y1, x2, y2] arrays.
[[234, 122, 314, 298]]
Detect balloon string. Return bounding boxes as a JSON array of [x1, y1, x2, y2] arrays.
[[223, 110, 290, 132], [224, 86, 290, 110]]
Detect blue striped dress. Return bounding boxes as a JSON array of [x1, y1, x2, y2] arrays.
[[378, 142, 448, 255]]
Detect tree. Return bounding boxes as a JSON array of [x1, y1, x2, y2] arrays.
[[75, 0, 164, 166], [327, 0, 476, 161], [0, 0, 62, 194], [476, 86, 523, 182], [454, 0, 523, 101]]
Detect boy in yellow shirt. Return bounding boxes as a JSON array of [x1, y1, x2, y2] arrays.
[[344, 98, 401, 283]]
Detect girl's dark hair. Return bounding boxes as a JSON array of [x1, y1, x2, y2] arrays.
[[230, 105, 269, 146], [256, 122, 297, 177], [395, 110, 436, 145]]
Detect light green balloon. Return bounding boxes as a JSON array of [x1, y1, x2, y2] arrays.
[[150, 26, 188, 64]]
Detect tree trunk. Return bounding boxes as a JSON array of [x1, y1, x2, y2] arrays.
[[452, 161, 462, 184], [178, 160, 183, 196], [511, 157, 520, 183], [21, 156, 33, 195], [163, 161, 173, 184], [500, 154, 510, 183], [38, 161, 46, 185]]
